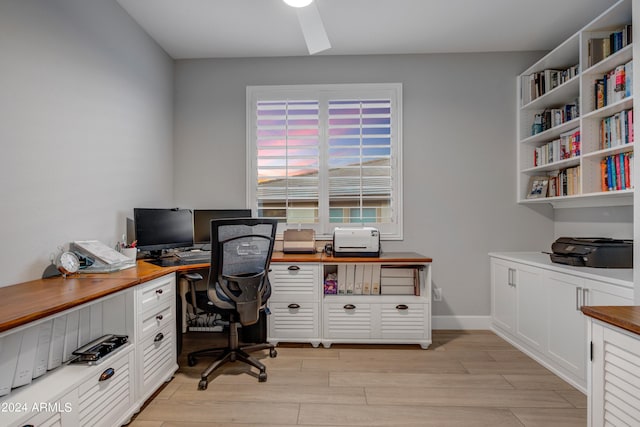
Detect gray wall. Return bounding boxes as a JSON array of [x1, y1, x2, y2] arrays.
[[0, 0, 174, 287], [173, 53, 576, 319]]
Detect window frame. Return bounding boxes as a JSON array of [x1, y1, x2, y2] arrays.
[[246, 83, 403, 240]]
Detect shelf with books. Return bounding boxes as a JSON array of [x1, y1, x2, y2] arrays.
[[519, 118, 580, 146], [582, 149, 634, 194], [516, 0, 633, 207], [520, 74, 580, 111]]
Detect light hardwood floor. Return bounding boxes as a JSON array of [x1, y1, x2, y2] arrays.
[[130, 330, 586, 427]]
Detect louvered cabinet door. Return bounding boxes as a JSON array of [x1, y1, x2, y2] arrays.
[[590, 321, 640, 427]]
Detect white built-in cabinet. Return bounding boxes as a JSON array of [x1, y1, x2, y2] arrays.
[[267, 260, 432, 349], [0, 274, 178, 427], [490, 252, 633, 392], [517, 0, 634, 208]]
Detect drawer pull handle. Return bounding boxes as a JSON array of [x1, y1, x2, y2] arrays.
[[288, 303, 301, 309], [344, 304, 356, 310], [288, 265, 300, 271], [156, 314, 163, 321], [154, 332, 164, 342], [99, 367, 115, 382], [155, 289, 163, 295], [396, 304, 409, 310]]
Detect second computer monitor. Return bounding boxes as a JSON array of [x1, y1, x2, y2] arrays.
[[193, 209, 252, 244]]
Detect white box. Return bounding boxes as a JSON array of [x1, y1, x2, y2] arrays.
[[346, 264, 355, 294], [354, 265, 364, 294], [362, 264, 372, 295], [337, 265, 347, 295], [381, 285, 415, 295], [371, 264, 381, 295], [32, 320, 53, 379], [12, 325, 39, 387]]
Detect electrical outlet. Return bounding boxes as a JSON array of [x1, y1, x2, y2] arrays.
[[433, 287, 442, 302]]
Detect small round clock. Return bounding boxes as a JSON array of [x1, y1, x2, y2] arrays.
[[56, 251, 80, 277]]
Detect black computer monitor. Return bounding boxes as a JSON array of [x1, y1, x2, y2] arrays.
[[134, 208, 194, 256], [193, 209, 252, 244]]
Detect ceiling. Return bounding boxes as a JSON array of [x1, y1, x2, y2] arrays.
[[116, 0, 619, 59]]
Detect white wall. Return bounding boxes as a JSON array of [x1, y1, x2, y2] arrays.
[[554, 206, 633, 240], [173, 53, 568, 318], [0, 0, 174, 287]]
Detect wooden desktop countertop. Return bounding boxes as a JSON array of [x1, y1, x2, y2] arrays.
[[581, 305, 640, 336], [0, 252, 431, 334]]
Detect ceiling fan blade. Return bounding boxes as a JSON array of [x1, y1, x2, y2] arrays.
[[296, 2, 331, 55]]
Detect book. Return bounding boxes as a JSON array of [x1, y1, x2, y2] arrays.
[[362, 264, 372, 295], [345, 264, 355, 295], [588, 38, 605, 66], [337, 264, 347, 295], [619, 153, 626, 190], [625, 153, 631, 189], [607, 156, 615, 190], [63, 310, 79, 363], [601, 159, 608, 192], [626, 60, 633, 98], [354, 265, 364, 295], [615, 155, 622, 190], [371, 264, 381, 295], [0, 332, 23, 396], [48, 315, 67, 370], [12, 326, 39, 388], [32, 320, 53, 379]]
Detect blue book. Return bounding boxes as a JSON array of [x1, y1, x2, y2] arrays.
[[607, 156, 614, 190]]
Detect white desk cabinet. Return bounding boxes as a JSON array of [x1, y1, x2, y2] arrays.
[[585, 310, 640, 427], [323, 297, 429, 348], [267, 263, 322, 347], [490, 252, 633, 392], [267, 257, 432, 349], [0, 272, 178, 427], [134, 274, 178, 404]]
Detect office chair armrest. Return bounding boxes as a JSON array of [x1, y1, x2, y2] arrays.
[[181, 272, 204, 314]]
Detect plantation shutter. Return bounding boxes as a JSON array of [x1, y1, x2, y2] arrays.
[[327, 99, 393, 224], [248, 84, 402, 239], [255, 100, 320, 224]]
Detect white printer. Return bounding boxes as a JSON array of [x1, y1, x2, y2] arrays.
[[332, 227, 380, 257]]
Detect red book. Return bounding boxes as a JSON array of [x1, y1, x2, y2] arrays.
[[615, 155, 622, 190], [625, 153, 631, 188], [629, 109, 634, 143]]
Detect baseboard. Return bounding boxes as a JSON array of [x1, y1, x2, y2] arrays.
[[431, 315, 492, 330]]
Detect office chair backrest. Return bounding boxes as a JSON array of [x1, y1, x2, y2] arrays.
[[207, 218, 277, 325]]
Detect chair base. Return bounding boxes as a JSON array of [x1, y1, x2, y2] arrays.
[[187, 335, 277, 389]]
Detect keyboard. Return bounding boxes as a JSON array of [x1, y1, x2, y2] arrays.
[[175, 250, 210, 261]]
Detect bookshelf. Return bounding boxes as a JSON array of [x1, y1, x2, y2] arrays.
[[517, 0, 634, 208]]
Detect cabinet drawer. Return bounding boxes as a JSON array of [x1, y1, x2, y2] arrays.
[[269, 263, 320, 301], [78, 349, 134, 427], [268, 302, 320, 339], [380, 303, 428, 339], [137, 274, 175, 314], [324, 302, 372, 339], [139, 302, 174, 341], [140, 324, 176, 396]]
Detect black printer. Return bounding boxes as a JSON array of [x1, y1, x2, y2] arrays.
[[550, 237, 633, 268]]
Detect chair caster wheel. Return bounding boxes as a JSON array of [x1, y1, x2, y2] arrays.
[[188, 356, 197, 367], [258, 372, 267, 382], [198, 379, 208, 390], [269, 348, 277, 358]]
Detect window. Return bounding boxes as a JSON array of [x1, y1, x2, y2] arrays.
[[246, 84, 402, 240]]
